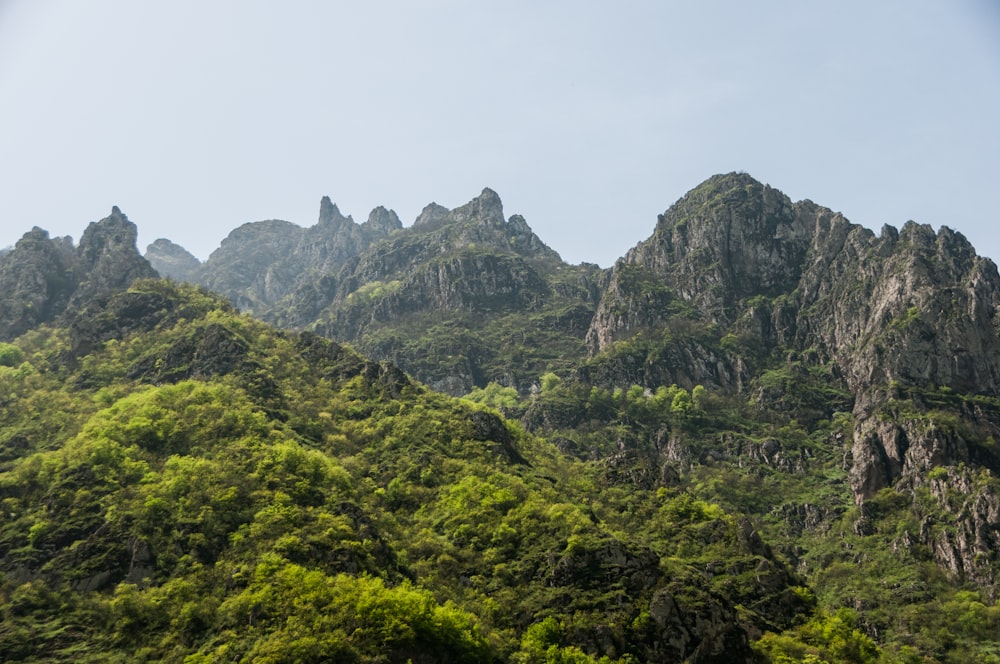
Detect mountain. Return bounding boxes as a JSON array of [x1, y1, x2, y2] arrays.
[[171, 197, 402, 316], [0, 278, 809, 662], [581, 173, 1000, 591], [5, 174, 1000, 661], [0, 207, 156, 341], [291, 188, 601, 395], [145, 238, 201, 282], [151, 189, 602, 395]]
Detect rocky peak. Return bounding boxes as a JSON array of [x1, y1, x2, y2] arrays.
[[145, 238, 201, 282], [642, 173, 810, 312], [190, 198, 405, 317], [362, 206, 402, 237], [318, 196, 350, 229], [586, 174, 814, 354], [76, 206, 142, 270], [0, 227, 79, 339], [0, 210, 156, 340], [413, 202, 451, 229], [68, 207, 158, 310], [448, 187, 506, 227]]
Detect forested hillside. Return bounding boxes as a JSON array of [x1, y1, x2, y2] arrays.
[[2, 173, 1000, 662], [0, 279, 816, 662]]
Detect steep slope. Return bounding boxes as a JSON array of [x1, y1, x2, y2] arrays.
[[144, 238, 201, 281], [577, 173, 1000, 609], [10, 176, 1000, 659], [185, 196, 402, 315], [0, 207, 156, 341], [282, 188, 602, 395], [0, 278, 808, 662]]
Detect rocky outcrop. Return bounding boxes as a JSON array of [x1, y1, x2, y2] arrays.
[[190, 197, 402, 316], [877, 464, 1000, 598], [68, 207, 158, 311], [644, 583, 752, 663], [0, 208, 156, 341], [587, 174, 813, 354], [294, 188, 598, 394], [145, 238, 201, 281], [585, 173, 1000, 469], [578, 172, 1000, 596], [0, 228, 78, 340], [793, 219, 1000, 505], [328, 188, 562, 290], [794, 220, 1000, 398]]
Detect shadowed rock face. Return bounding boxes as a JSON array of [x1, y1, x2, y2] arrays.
[[0, 228, 78, 339], [581, 173, 1000, 596], [10, 174, 1000, 601], [69, 207, 158, 311], [145, 238, 201, 282], [187, 197, 403, 315], [0, 208, 156, 341]]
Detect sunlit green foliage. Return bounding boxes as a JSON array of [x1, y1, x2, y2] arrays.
[[753, 608, 880, 663], [0, 341, 24, 367], [1, 278, 998, 662]]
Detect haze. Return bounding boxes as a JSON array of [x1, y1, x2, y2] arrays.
[[1, 1, 998, 266]]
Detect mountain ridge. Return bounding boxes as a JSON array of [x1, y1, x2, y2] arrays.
[[4, 173, 1000, 660]]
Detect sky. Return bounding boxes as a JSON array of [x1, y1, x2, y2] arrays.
[[1, 1, 998, 267]]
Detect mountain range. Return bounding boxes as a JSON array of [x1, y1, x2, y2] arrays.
[[1, 172, 998, 661]]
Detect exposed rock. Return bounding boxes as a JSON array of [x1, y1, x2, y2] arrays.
[[298, 188, 594, 394], [190, 197, 402, 318], [0, 208, 155, 341], [587, 173, 812, 351], [145, 238, 201, 281], [777, 503, 843, 537], [362, 205, 403, 237], [0, 227, 78, 340], [546, 537, 660, 592], [469, 409, 527, 464], [68, 207, 158, 312], [644, 582, 753, 663], [192, 218, 304, 312], [413, 202, 451, 230]]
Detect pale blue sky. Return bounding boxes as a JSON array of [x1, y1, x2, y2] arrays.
[[1, 1, 998, 267]]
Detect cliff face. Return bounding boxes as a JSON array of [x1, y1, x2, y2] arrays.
[[0, 207, 156, 341], [5, 176, 1000, 655], [299, 188, 600, 395], [582, 173, 1000, 595], [0, 228, 78, 340], [188, 197, 402, 315], [145, 238, 201, 282]]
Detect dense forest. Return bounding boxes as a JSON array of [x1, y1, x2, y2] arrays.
[[2, 174, 1000, 662]]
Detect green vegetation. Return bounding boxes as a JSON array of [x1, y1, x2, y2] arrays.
[[0, 280, 797, 661], [1, 277, 999, 661]]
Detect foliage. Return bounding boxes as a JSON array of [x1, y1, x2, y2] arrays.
[[0, 341, 24, 367], [753, 608, 880, 663], [1, 278, 999, 662]]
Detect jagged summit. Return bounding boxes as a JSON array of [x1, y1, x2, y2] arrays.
[[145, 238, 202, 281], [363, 206, 402, 236], [451, 187, 505, 226], [0, 208, 156, 340], [413, 202, 450, 229], [6, 176, 1000, 658], [317, 195, 347, 226]]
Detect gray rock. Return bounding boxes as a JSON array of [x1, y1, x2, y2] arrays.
[[145, 238, 201, 281]]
